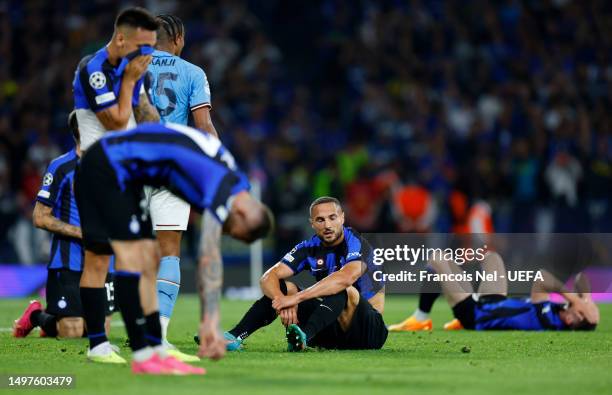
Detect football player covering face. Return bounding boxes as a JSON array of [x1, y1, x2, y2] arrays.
[[112, 23, 157, 60], [310, 202, 345, 246]]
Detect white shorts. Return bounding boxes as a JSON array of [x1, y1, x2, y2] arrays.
[[144, 187, 191, 231]]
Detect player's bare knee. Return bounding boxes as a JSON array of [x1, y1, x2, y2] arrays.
[[340, 287, 359, 316], [81, 253, 110, 285], [285, 281, 298, 295], [368, 291, 385, 314], [428, 259, 445, 274], [345, 286, 360, 306], [57, 317, 84, 338], [338, 288, 359, 331], [157, 230, 181, 257], [141, 245, 160, 276], [147, 240, 162, 267], [482, 251, 505, 273], [104, 316, 112, 336], [90, 257, 109, 273]]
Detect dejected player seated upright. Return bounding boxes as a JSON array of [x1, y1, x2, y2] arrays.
[[221, 197, 387, 352]]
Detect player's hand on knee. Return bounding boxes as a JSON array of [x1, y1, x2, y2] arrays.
[[272, 295, 298, 312], [197, 320, 226, 361]]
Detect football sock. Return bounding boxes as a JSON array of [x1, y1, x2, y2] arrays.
[[417, 266, 441, 316], [132, 347, 155, 362], [31, 310, 58, 337], [144, 311, 163, 347], [413, 308, 430, 321], [160, 316, 170, 341], [303, 291, 347, 342], [157, 256, 180, 340], [229, 280, 288, 340], [114, 271, 147, 352], [417, 292, 440, 315], [228, 295, 278, 340], [80, 287, 108, 349]]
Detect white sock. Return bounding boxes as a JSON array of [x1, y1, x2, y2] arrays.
[[413, 309, 429, 321], [88, 341, 110, 355], [132, 347, 154, 362], [153, 344, 168, 358], [160, 315, 170, 341]]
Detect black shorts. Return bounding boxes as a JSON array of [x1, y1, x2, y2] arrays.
[[75, 143, 153, 255], [46, 269, 115, 317], [452, 294, 506, 330], [300, 293, 388, 350]]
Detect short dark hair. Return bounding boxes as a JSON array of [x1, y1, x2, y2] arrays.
[[156, 14, 184, 43], [253, 205, 274, 240], [68, 110, 79, 144], [572, 319, 597, 331], [115, 7, 159, 31], [309, 196, 342, 217]]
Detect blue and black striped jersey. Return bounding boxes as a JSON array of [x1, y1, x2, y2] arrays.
[[36, 150, 83, 271], [474, 298, 567, 330], [280, 227, 383, 299], [97, 122, 249, 223], [72, 47, 145, 150]]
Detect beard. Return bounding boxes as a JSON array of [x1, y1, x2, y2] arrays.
[[321, 228, 342, 245]]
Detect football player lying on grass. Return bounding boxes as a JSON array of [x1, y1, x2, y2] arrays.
[[427, 251, 599, 331]]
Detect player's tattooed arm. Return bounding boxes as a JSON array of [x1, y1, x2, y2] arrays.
[[133, 91, 160, 123], [32, 202, 82, 239], [197, 211, 226, 360], [198, 211, 223, 318]]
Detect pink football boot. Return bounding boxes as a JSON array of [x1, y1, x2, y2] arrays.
[[13, 300, 42, 338]]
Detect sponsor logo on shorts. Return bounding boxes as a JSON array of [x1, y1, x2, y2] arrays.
[[57, 298, 67, 309]]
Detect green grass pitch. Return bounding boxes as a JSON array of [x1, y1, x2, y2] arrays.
[[1, 295, 611, 395]]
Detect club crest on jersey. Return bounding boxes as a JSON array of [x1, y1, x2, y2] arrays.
[[89, 71, 106, 89], [43, 173, 53, 186]]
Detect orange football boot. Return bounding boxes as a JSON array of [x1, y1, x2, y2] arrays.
[[443, 319, 464, 330], [387, 316, 433, 332]]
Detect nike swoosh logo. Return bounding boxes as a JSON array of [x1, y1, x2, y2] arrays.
[[159, 290, 174, 300], [319, 304, 333, 312]]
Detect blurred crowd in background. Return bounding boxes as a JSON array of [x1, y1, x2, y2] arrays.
[[1, 0, 611, 264]]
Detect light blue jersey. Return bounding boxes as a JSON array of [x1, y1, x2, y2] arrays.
[[147, 49, 211, 125]]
